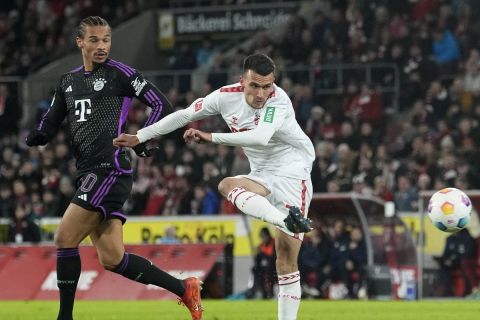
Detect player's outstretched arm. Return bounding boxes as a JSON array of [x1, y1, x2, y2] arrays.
[[113, 133, 157, 158]]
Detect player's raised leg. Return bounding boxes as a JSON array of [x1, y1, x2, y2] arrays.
[[90, 219, 203, 320], [54, 204, 102, 320], [219, 177, 311, 232], [275, 229, 303, 320]]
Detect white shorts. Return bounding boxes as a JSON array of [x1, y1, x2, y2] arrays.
[[237, 172, 313, 240]]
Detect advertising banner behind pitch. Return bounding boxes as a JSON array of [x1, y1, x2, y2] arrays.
[[0, 244, 223, 300], [158, 2, 298, 48], [41, 216, 272, 256]]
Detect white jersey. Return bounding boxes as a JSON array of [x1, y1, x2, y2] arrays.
[[137, 83, 315, 180]]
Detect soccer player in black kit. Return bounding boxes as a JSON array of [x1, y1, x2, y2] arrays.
[[26, 16, 203, 320]]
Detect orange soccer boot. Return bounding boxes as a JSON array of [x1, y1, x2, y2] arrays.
[[179, 277, 203, 320]]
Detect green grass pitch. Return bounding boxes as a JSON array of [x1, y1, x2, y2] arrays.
[[0, 300, 479, 320]]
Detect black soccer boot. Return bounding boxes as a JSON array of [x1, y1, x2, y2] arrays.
[[283, 206, 313, 233]]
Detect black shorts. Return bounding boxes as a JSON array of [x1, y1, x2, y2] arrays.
[[71, 169, 133, 224]]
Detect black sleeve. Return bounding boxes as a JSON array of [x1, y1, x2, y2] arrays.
[[37, 79, 67, 139], [122, 70, 173, 128]]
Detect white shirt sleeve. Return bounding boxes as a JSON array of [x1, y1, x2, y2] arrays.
[[136, 91, 220, 143], [212, 102, 287, 147]]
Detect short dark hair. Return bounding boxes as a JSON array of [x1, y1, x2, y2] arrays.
[[243, 53, 275, 76], [77, 16, 110, 38]]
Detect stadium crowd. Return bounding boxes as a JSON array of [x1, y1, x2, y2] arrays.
[[0, 0, 480, 296], [1, 0, 479, 217], [0, 0, 141, 76], [1, 0, 480, 299]]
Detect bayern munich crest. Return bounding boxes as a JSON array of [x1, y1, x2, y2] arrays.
[[93, 78, 107, 91]]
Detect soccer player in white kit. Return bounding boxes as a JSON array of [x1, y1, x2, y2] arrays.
[[114, 53, 314, 320]]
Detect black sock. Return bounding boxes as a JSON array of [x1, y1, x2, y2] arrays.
[[56, 248, 81, 320], [113, 253, 185, 297]]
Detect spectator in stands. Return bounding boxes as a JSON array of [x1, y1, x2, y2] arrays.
[[202, 161, 222, 192], [435, 228, 478, 296], [153, 139, 179, 165], [318, 219, 350, 297], [326, 179, 341, 193], [55, 176, 75, 217], [7, 201, 41, 243], [207, 53, 228, 91], [352, 171, 373, 196], [196, 36, 215, 67], [12, 179, 29, 206], [42, 189, 61, 217], [311, 141, 337, 192], [394, 175, 418, 211], [190, 184, 220, 215], [294, 85, 315, 127], [0, 164, 16, 191], [171, 43, 197, 93], [456, 159, 480, 189], [359, 121, 381, 149], [158, 226, 180, 244], [432, 28, 460, 73], [372, 175, 394, 202], [281, 13, 308, 63], [230, 147, 250, 176], [310, 10, 331, 51], [214, 145, 234, 177], [416, 173, 433, 192], [344, 226, 367, 298], [246, 227, 276, 299], [356, 84, 385, 126], [438, 152, 458, 186], [463, 57, 480, 102], [410, 99, 437, 131], [342, 80, 361, 124], [449, 77, 472, 114], [0, 84, 21, 138], [0, 183, 14, 218], [336, 121, 361, 151], [453, 117, 479, 152], [402, 43, 438, 105], [143, 167, 168, 216], [304, 106, 324, 142], [17, 161, 41, 193], [332, 143, 357, 191], [426, 81, 452, 120], [299, 227, 331, 298]]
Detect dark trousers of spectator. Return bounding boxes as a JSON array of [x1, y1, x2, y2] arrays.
[[437, 262, 476, 297], [246, 254, 276, 299], [324, 262, 361, 298]]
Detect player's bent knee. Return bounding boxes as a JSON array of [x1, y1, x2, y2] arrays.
[[98, 251, 125, 271], [218, 177, 236, 196]]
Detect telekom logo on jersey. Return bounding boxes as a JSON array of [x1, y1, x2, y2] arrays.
[[74, 99, 92, 122]]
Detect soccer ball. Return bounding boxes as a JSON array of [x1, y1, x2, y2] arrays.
[[427, 187, 472, 233]]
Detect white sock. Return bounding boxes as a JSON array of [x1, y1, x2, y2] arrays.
[[228, 187, 286, 228], [278, 271, 301, 320]]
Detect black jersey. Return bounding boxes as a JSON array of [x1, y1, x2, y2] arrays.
[[37, 58, 172, 174]]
